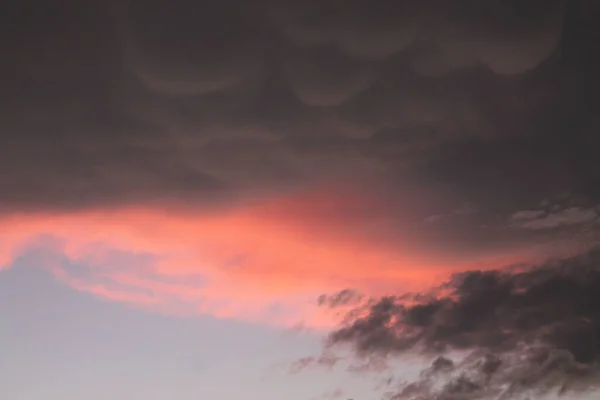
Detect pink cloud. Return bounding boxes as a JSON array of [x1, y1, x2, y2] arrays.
[[0, 186, 575, 327]]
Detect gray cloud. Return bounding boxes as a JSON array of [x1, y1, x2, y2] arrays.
[[318, 289, 364, 309], [1, 0, 599, 257], [320, 247, 600, 398], [388, 349, 599, 400], [511, 210, 547, 221], [511, 206, 598, 230], [7, 2, 600, 398], [288, 351, 342, 374]]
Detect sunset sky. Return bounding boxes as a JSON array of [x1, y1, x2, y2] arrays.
[[2, 1, 600, 399]]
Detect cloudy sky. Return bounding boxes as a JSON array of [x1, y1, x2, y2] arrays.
[[1, 1, 600, 399]]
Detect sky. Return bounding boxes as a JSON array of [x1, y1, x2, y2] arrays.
[[1, 1, 600, 399]]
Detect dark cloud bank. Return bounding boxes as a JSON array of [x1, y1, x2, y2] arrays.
[[319, 247, 600, 399], [4, 1, 600, 398], [3, 0, 600, 260], [1, 0, 598, 209]]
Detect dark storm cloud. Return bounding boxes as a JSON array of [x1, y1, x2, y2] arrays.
[[388, 349, 599, 400], [2, 1, 599, 252], [321, 247, 600, 397]]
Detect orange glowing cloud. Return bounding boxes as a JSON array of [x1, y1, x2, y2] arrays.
[[0, 186, 568, 327]]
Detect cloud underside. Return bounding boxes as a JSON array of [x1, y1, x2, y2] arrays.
[[319, 248, 600, 398], [2, 3, 600, 386], [2, 1, 599, 253], [2, 0, 599, 214]]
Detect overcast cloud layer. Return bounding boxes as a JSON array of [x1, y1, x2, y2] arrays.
[[2, 1, 600, 398], [1, 0, 599, 258]]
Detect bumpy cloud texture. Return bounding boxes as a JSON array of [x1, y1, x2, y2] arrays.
[[3, 0, 594, 211], [1, 0, 600, 329]]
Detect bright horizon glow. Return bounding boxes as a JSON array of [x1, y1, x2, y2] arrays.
[[0, 186, 566, 329]]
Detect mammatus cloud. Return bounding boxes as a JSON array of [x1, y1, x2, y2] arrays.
[[318, 248, 600, 398], [2, 0, 597, 212], [2, 0, 600, 327]]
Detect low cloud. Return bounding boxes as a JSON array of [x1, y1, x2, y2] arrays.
[[3, 0, 600, 346], [2, 0, 597, 218], [319, 247, 600, 398], [389, 349, 599, 400], [289, 352, 342, 374]]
